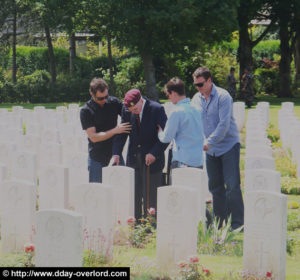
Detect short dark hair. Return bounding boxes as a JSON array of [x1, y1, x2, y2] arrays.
[[165, 77, 185, 96], [193, 66, 212, 81], [230, 67, 235, 72], [89, 78, 108, 95]]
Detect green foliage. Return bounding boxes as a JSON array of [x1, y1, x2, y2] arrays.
[[287, 235, 296, 256], [253, 40, 280, 61], [288, 201, 300, 209], [103, 56, 145, 99], [21, 70, 52, 102], [281, 177, 300, 194], [82, 250, 108, 267], [204, 48, 239, 89], [287, 211, 300, 231], [266, 123, 280, 143], [273, 147, 297, 177], [128, 214, 156, 249], [255, 68, 279, 95], [177, 258, 212, 280], [197, 217, 243, 257]]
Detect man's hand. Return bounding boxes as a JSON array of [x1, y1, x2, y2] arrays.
[[157, 124, 162, 133], [109, 155, 120, 166], [114, 122, 132, 134], [145, 153, 156, 166], [203, 144, 210, 151]]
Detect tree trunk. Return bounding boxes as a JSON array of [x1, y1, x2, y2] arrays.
[[278, 21, 292, 97], [294, 31, 300, 91], [69, 32, 76, 75], [44, 24, 56, 84], [141, 53, 158, 101], [12, 0, 16, 83], [237, 9, 253, 93], [107, 33, 115, 96]]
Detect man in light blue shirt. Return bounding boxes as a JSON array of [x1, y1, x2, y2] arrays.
[[191, 66, 244, 230], [158, 77, 204, 168]]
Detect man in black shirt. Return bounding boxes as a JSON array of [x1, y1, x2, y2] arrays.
[[80, 78, 131, 182]]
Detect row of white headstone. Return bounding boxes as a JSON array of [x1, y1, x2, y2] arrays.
[[0, 163, 211, 268], [277, 102, 300, 178], [243, 102, 287, 280]]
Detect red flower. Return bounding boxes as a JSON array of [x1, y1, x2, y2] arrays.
[[266, 272, 272, 278], [147, 207, 156, 215], [24, 243, 35, 253], [189, 255, 199, 263], [177, 261, 187, 268], [202, 267, 211, 276], [117, 220, 121, 225], [127, 217, 136, 224]]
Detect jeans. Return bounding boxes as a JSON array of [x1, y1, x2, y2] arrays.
[[88, 156, 103, 183], [206, 143, 244, 229], [88, 155, 125, 183]]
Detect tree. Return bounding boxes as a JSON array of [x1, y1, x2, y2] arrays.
[[76, 0, 119, 95], [112, 0, 239, 100], [269, 0, 299, 97], [22, 0, 66, 84], [237, 0, 275, 89]]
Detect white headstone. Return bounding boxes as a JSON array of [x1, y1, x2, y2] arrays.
[[171, 167, 207, 225], [244, 169, 281, 193], [1, 180, 36, 253], [243, 191, 287, 279], [39, 143, 63, 166], [72, 183, 114, 258], [156, 185, 198, 270], [102, 166, 134, 224], [39, 165, 69, 210], [245, 156, 275, 171], [35, 209, 83, 267], [11, 151, 37, 184], [245, 145, 273, 158]]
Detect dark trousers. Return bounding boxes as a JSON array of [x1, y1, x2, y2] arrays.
[[135, 153, 161, 221], [206, 143, 244, 229]]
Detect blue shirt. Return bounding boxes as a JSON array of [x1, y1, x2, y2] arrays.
[[191, 84, 239, 157], [158, 98, 204, 167]]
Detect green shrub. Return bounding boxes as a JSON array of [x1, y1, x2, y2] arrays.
[[255, 68, 279, 95], [103, 56, 145, 99], [253, 40, 280, 61], [21, 70, 52, 102], [281, 176, 300, 194], [267, 123, 280, 143]]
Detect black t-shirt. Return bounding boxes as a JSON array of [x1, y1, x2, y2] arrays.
[[80, 96, 123, 165]]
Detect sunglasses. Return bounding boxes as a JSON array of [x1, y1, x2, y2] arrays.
[[95, 95, 108, 101], [194, 82, 205, 88]]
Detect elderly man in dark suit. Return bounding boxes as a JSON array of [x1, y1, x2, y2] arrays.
[[111, 89, 169, 220]]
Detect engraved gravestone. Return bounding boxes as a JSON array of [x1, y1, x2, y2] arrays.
[[11, 151, 37, 184], [244, 169, 281, 193], [39, 165, 69, 210], [243, 191, 287, 279], [39, 143, 63, 166], [1, 180, 36, 253], [156, 185, 198, 270], [72, 183, 114, 258], [171, 167, 207, 225], [35, 209, 83, 267], [244, 156, 275, 171], [103, 166, 134, 224]]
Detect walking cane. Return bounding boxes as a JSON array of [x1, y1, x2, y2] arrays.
[[146, 164, 150, 211]]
